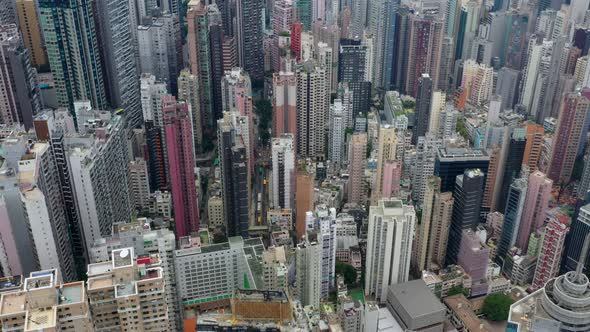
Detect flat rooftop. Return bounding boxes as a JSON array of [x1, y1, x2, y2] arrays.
[[24, 306, 56, 331], [388, 279, 446, 320], [58, 283, 84, 305], [0, 292, 26, 315], [87, 261, 113, 276], [87, 276, 113, 291]]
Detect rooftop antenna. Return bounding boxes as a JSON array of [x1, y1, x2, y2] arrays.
[[575, 234, 590, 283]]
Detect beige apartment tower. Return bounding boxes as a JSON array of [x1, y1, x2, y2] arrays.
[[0, 269, 93, 331], [16, 0, 48, 68], [87, 247, 169, 331]]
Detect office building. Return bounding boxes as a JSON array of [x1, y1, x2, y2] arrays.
[[38, 0, 107, 112], [174, 237, 264, 312], [0, 269, 93, 331], [272, 134, 295, 209], [94, 0, 141, 128], [296, 64, 328, 159], [0, 25, 41, 130], [446, 169, 485, 265], [68, 114, 131, 255], [15, 0, 47, 69], [516, 171, 552, 251], [87, 248, 169, 331], [497, 178, 527, 262], [548, 89, 590, 183], [386, 280, 446, 331], [90, 222, 179, 331], [531, 218, 568, 290], [163, 96, 199, 237], [365, 199, 416, 302], [563, 203, 590, 273], [273, 71, 298, 137], [496, 127, 526, 213], [348, 133, 367, 204], [218, 112, 251, 237], [435, 147, 489, 192]]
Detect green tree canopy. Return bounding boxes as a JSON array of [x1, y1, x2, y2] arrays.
[[336, 260, 357, 286], [482, 293, 514, 321]]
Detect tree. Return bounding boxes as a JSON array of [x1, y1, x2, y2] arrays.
[[255, 99, 273, 146], [482, 293, 514, 321], [336, 260, 358, 286], [447, 286, 469, 297]]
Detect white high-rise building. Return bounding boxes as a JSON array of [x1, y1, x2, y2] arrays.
[[68, 114, 131, 253], [140, 73, 168, 126], [329, 99, 345, 166], [412, 134, 443, 206], [305, 206, 337, 299], [365, 199, 416, 302], [296, 237, 322, 308], [317, 42, 334, 94], [271, 134, 295, 209]]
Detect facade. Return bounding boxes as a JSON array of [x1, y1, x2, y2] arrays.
[[497, 178, 527, 261], [128, 158, 150, 211], [516, 171, 552, 250], [374, 125, 397, 201], [296, 171, 314, 240], [405, 14, 444, 96], [237, 0, 264, 80], [68, 114, 131, 256], [412, 74, 433, 144], [137, 13, 181, 93], [296, 64, 328, 159], [38, 0, 108, 112], [412, 177, 440, 273], [162, 96, 199, 237], [218, 112, 251, 237], [0, 25, 42, 130], [174, 237, 264, 312], [90, 222, 179, 331], [271, 134, 295, 209], [272, 71, 297, 137], [446, 169, 485, 265], [348, 133, 367, 204], [365, 199, 416, 302], [457, 229, 490, 296], [87, 248, 169, 331], [531, 218, 568, 290], [434, 147, 489, 192], [15, 0, 48, 68], [177, 69, 203, 154], [564, 204, 590, 272], [548, 89, 590, 183], [429, 192, 454, 268], [328, 100, 345, 166], [296, 237, 322, 308], [94, 0, 141, 128]]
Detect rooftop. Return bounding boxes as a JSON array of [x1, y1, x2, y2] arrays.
[[24, 306, 56, 331], [444, 294, 493, 331], [0, 292, 26, 315], [388, 279, 446, 319], [58, 283, 84, 305]]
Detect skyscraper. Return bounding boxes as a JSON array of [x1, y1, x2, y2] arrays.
[[15, 0, 48, 69], [531, 217, 568, 290], [497, 178, 527, 261], [405, 14, 444, 96], [428, 191, 454, 268], [177, 69, 203, 154], [273, 71, 298, 137], [296, 237, 322, 307], [374, 125, 397, 201], [412, 176, 441, 273], [328, 100, 345, 166], [38, 0, 108, 112], [0, 24, 42, 130], [162, 96, 199, 237], [523, 123, 544, 173], [496, 127, 526, 213], [348, 133, 367, 204], [187, 1, 214, 129], [296, 170, 314, 240], [95, 0, 141, 128], [446, 169, 484, 265], [516, 171, 552, 250], [237, 0, 264, 80], [272, 134, 295, 209], [412, 74, 433, 145], [296, 64, 328, 159], [365, 199, 416, 302], [218, 112, 251, 238], [548, 89, 590, 183], [564, 203, 590, 273]]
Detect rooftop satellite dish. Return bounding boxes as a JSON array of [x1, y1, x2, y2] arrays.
[[120, 249, 129, 258]]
